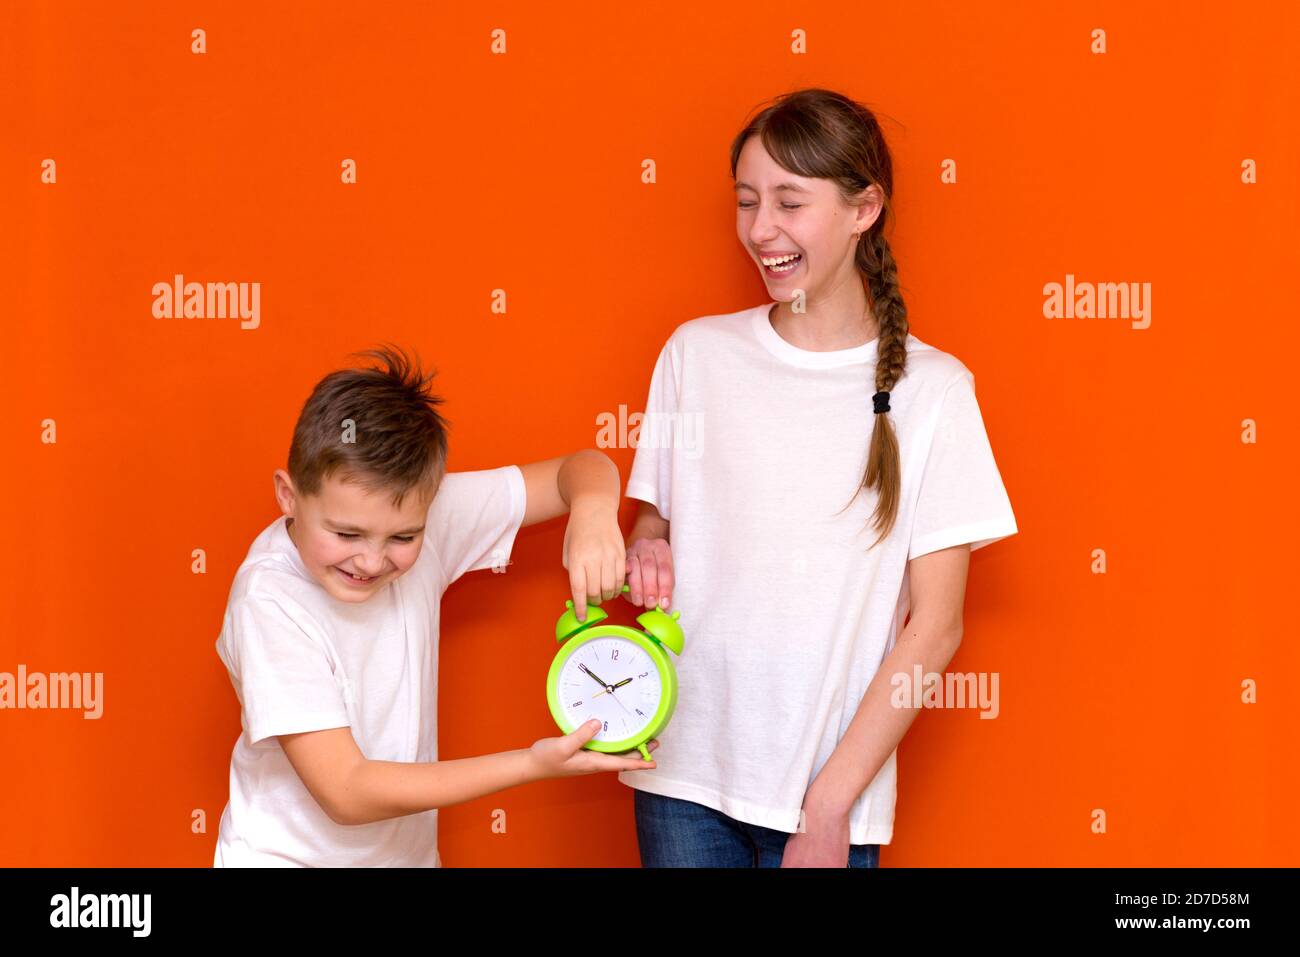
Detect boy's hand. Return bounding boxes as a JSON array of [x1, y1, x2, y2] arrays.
[[625, 536, 673, 610], [528, 719, 659, 778], [562, 499, 626, 621]]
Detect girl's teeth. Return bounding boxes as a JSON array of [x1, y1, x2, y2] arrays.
[[763, 253, 802, 273]]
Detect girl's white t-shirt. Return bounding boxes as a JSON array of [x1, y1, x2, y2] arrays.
[[618, 302, 1018, 845]]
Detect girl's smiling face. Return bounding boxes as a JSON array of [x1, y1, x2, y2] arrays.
[[733, 135, 882, 303], [274, 467, 432, 604]]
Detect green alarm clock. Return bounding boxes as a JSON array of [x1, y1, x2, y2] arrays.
[[547, 583, 684, 762]]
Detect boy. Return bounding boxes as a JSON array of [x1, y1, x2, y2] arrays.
[[213, 345, 655, 867]]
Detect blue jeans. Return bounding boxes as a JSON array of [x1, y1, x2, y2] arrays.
[[633, 788, 881, 868]]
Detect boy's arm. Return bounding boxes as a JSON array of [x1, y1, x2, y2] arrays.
[[280, 728, 532, 826], [280, 722, 657, 827], [519, 450, 625, 619], [518, 449, 619, 527]]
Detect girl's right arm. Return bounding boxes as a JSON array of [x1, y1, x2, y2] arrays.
[[278, 722, 657, 827], [624, 501, 673, 610]]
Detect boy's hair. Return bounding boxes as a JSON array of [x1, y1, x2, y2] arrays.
[[287, 344, 449, 509]]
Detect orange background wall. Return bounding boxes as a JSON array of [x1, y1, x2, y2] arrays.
[[2, 1, 1296, 866]]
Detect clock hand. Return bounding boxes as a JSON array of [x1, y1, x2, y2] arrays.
[[578, 662, 610, 688], [592, 676, 635, 698], [597, 678, 637, 717]]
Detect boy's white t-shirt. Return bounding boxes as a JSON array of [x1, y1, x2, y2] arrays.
[[213, 465, 526, 867], [619, 302, 1018, 845]]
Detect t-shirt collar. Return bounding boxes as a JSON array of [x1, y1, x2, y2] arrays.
[[751, 301, 880, 368]]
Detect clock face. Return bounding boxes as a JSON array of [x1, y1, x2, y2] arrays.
[[556, 634, 663, 743]]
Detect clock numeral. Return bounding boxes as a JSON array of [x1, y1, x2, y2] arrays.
[[638, 671, 648, 679], [603, 721, 609, 733], [571, 700, 582, 709], [611, 649, 619, 660], [636, 708, 645, 717]]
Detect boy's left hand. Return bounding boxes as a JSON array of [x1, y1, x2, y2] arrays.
[[562, 499, 626, 622]]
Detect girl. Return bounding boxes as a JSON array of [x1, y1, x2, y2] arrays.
[[618, 88, 1018, 868]]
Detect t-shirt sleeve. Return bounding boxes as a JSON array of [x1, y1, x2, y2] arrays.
[[219, 594, 351, 746], [907, 371, 1019, 561], [426, 464, 527, 584], [625, 337, 679, 521]]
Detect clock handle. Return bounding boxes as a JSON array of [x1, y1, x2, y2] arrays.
[[556, 585, 632, 641]]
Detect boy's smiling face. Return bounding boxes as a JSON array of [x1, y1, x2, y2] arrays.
[[273, 467, 434, 603]]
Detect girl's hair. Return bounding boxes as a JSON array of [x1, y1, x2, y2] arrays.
[[728, 87, 908, 550], [287, 343, 449, 509]]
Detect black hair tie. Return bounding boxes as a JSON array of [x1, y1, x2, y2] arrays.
[[872, 391, 891, 414]]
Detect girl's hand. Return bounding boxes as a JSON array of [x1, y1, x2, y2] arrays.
[[625, 536, 674, 610], [780, 808, 851, 867], [562, 499, 626, 621], [528, 719, 659, 778]]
